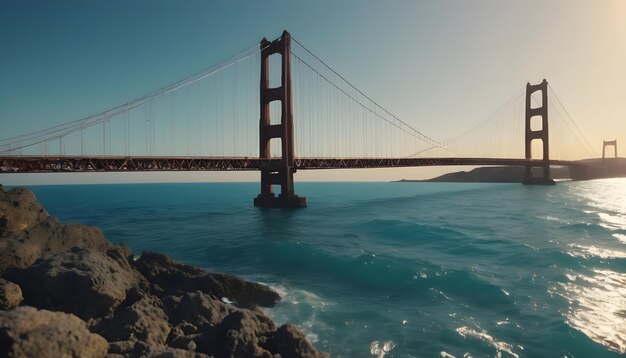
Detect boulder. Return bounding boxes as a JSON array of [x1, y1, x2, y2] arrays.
[[194, 309, 277, 358], [151, 349, 211, 358], [127, 340, 211, 358], [162, 291, 233, 330], [92, 288, 172, 346], [263, 324, 330, 358], [166, 325, 199, 351], [0, 188, 48, 236], [177, 321, 199, 335], [0, 278, 22, 310], [134, 252, 280, 309], [5, 246, 143, 320], [107, 340, 137, 355], [114, 242, 135, 262], [0, 306, 108, 358], [0, 188, 111, 274]]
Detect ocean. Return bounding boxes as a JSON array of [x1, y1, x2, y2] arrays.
[[21, 179, 626, 357]]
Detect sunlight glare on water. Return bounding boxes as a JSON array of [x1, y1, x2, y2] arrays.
[[573, 178, 626, 231], [556, 269, 626, 354], [560, 179, 626, 354]]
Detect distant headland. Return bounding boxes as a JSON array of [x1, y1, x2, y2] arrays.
[[397, 158, 626, 183]]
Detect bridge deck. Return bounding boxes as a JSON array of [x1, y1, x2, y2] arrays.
[[0, 156, 577, 173]]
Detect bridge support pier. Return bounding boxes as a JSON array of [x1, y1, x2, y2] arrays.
[[522, 79, 555, 185], [254, 31, 307, 208]]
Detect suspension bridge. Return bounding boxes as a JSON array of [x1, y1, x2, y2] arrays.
[[0, 31, 604, 207]]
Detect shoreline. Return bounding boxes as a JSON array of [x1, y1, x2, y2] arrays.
[[0, 184, 328, 358]]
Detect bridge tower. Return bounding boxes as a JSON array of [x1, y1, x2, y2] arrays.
[[254, 31, 307, 208], [523, 79, 555, 185], [602, 140, 617, 160]]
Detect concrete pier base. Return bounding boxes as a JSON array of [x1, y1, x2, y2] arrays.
[[254, 194, 307, 208], [522, 165, 555, 185], [522, 176, 556, 185]]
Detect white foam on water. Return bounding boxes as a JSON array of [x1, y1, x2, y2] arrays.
[[555, 269, 626, 354], [370, 340, 395, 358], [538, 215, 568, 224], [440, 351, 456, 358], [264, 283, 288, 299], [262, 283, 333, 348], [456, 326, 519, 358], [306, 332, 319, 343], [429, 288, 452, 300]]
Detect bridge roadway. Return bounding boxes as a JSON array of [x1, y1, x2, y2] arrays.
[[0, 156, 578, 173]]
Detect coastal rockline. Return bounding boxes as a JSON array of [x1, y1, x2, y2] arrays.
[[0, 184, 328, 358]]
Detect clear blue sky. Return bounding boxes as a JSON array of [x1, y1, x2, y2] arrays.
[[1, 0, 625, 184]]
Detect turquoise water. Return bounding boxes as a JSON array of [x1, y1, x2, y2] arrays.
[[22, 179, 626, 357]]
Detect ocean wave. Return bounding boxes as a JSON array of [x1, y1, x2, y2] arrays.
[[356, 218, 519, 258], [538, 215, 570, 224], [614, 233, 626, 244], [456, 326, 520, 357], [558, 221, 604, 233], [555, 268, 626, 354], [566, 244, 626, 259], [597, 212, 626, 231], [262, 284, 332, 345]]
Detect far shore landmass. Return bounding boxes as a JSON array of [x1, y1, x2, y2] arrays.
[[398, 158, 626, 183], [0, 184, 328, 358]]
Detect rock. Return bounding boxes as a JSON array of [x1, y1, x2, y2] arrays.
[[166, 326, 198, 351], [92, 288, 172, 346], [107, 340, 137, 355], [134, 252, 280, 309], [151, 348, 211, 358], [0, 188, 48, 236], [0, 188, 111, 274], [130, 340, 211, 358], [163, 291, 233, 330], [108, 338, 208, 357], [263, 324, 330, 358], [115, 242, 135, 262], [178, 321, 199, 335], [131, 341, 156, 357], [5, 246, 143, 320], [0, 278, 22, 310], [0, 306, 108, 358], [194, 309, 277, 357]]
